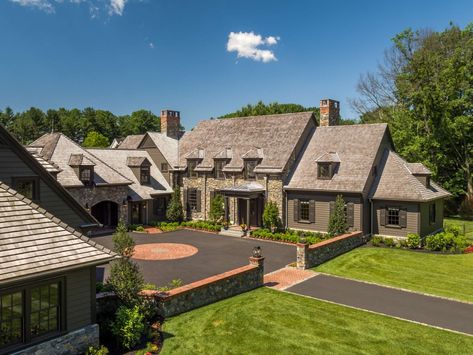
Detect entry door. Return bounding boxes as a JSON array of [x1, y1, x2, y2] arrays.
[[238, 199, 247, 225], [131, 203, 141, 224], [250, 198, 259, 227]]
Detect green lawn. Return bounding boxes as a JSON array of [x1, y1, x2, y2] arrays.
[[161, 288, 473, 355], [444, 217, 473, 243], [315, 247, 473, 302]]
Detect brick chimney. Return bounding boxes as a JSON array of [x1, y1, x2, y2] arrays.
[[319, 99, 340, 126], [161, 110, 180, 139]]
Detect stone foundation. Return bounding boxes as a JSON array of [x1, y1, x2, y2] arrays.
[[13, 324, 99, 355], [297, 231, 368, 269]]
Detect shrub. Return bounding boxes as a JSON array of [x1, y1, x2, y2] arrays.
[[181, 220, 222, 232], [262, 201, 280, 232], [96, 281, 112, 293], [111, 305, 145, 351], [250, 229, 325, 245], [425, 232, 468, 253], [107, 259, 144, 307], [158, 279, 183, 291], [113, 219, 135, 257], [383, 237, 396, 247], [406, 233, 421, 249], [86, 345, 109, 355], [444, 224, 461, 237], [142, 283, 157, 290], [371, 235, 383, 247], [135, 225, 145, 232], [328, 195, 348, 237], [209, 194, 225, 223], [166, 187, 184, 222], [399, 238, 408, 248]]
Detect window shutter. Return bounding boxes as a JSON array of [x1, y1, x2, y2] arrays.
[[347, 202, 354, 227], [399, 208, 407, 228], [309, 200, 315, 223], [196, 189, 202, 212], [380, 207, 386, 226], [329, 201, 335, 216], [293, 199, 299, 222]]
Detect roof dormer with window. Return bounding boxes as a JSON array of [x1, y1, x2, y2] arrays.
[[315, 152, 340, 180], [68, 154, 96, 186], [126, 156, 152, 185]]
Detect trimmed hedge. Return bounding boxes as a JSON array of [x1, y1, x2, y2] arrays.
[[152, 221, 222, 233], [250, 229, 326, 245]]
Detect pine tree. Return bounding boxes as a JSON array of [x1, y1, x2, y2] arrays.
[[112, 218, 135, 258], [166, 187, 184, 222], [328, 195, 348, 237]]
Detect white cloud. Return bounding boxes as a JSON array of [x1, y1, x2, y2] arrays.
[[109, 0, 127, 16], [9, 0, 55, 13], [149, 42, 154, 49], [226, 31, 280, 63]]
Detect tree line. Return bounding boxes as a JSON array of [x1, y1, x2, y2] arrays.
[[0, 107, 161, 145]]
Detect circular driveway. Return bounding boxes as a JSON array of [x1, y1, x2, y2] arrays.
[[133, 243, 198, 260], [94, 229, 295, 287]]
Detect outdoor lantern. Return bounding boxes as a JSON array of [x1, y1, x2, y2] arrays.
[[252, 246, 262, 258]]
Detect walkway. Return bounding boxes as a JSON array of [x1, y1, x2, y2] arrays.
[[286, 274, 473, 336], [264, 267, 316, 290]]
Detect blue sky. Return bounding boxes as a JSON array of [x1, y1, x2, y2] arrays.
[[0, 0, 472, 129]]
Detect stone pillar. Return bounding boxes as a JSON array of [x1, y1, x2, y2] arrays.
[[296, 242, 309, 270], [249, 255, 265, 279], [246, 198, 250, 229], [224, 197, 229, 222]]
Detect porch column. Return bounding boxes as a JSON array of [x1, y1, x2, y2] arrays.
[[246, 198, 250, 229], [224, 197, 229, 221]]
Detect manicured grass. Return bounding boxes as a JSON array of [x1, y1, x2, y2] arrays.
[[445, 217, 473, 243], [161, 288, 473, 354], [315, 247, 473, 302]]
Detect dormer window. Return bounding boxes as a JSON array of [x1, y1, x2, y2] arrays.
[[79, 166, 93, 185], [215, 159, 227, 179], [187, 160, 198, 179], [317, 163, 332, 180], [140, 165, 150, 184], [245, 160, 258, 180]]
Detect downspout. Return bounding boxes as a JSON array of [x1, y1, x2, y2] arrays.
[[204, 173, 207, 220], [285, 190, 288, 231], [370, 198, 374, 237]]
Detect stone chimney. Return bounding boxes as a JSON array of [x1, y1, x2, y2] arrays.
[[161, 110, 180, 139], [319, 99, 340, 126]]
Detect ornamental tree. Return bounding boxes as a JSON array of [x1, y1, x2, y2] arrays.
[[328, 195, 348, 237]]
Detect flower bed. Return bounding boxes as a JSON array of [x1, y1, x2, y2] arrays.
[[152, 221, 222, 233], [250, 229, 327, 245]]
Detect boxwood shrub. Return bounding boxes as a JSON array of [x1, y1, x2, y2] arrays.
[[424, 232, 467, 253], [250, 229, 326, 245]]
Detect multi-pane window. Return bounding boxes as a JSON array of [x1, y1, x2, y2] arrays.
[[317, 163, 331, 179], [187, 160, 198, 179], [79, 167, 93, 184], [140, 166, 150, 184], [244, 160, 258, 180], [30, 283, 59, 338], [429, 203, 436, 224], [299, 200, 310, 221], [215, 160, 227, 179], [387, 207, 400, 226], [13, 177, 38, 200], [188, 189, 198, 210], [161, 163, 168, 173], [0, 292, 23, 348]]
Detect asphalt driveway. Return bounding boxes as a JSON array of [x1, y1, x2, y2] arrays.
[[287, 274, 473, 335], [94, 229, 295, 286]]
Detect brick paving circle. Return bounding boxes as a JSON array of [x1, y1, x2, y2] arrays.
[[133, 243, 198, 260]]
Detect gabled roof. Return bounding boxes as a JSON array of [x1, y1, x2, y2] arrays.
[[30, 133, 132, 188], [142, 132, 179, 167], [178, 112, 315, 174], [68, 153, 96, 167], [0, 182, 117, 284], [369, 150, 450, 202], [88, 148, 173, 201], [25, 146, 62, 174], [286, 124, 388, 193], [315, 152, 341, 163], [117, 134, 145, 149], [126, 156, 151, 167], [0, 126, 97, 228]]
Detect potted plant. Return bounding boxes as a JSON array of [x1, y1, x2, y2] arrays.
[[222, 221, 230, 230], [240, 223, 248, 235]]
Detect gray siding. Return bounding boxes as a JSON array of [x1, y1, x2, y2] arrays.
[[373, 200, 419, 237], [420, 199, 444, 236], [66, 267, 93, 331], [0, 147, 85, 228], [287, 192, 363, 233], [140, 136, 172, 185]]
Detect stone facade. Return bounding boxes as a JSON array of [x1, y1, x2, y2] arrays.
[[182, 173, 285, 223], [13, 324, 99, 355], [296, 231, 368, 269], [67, 185, 129, 221], [142, 257, 264, 317]]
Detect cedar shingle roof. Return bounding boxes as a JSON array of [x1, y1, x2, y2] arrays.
[[369, 150, 450, 202], [126, 156, 150, 167], [88, 148, 173, 201], [30, 133, 132, 187], [286, 124, 388, 193], [25, 147, 62, 174], [178, 112, 315, 173], [405, 162, 431, 175], [117, 134, 145, 149], [143, 132, 179, 167], [0, 182, 117, 284]]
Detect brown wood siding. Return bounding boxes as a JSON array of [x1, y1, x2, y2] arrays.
[[140, 135, 172, 185], [66, 267, 93, 331], [0, 147, 85, 228], [287, 192, 363, 233], [420, 199, 444, 237], [373, 200, 419, 237]]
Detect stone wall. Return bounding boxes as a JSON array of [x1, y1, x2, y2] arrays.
[[13, 324, 99, 355], [142, 257, 264, 317], [182, 173, 284, 221], [296, 231, 368, 269], [67, 185, 128, 221]]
